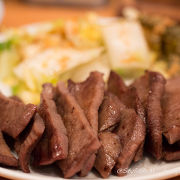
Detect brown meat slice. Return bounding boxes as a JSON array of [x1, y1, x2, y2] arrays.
[[146, 72, 166, 160], [33, 83, 68, 166], [0, 93, 36, 139], [115, 108, 145, 176], [162, 76, 180, 144], [56, 82, 100, 178], [131, 71, 166, 160], [17, 113, 45, 173], [120, 87, 146, 162], [163, 141, 180, 161], [107, 71, 127, 100], [79, 154, 96, 177], [68, 71, 104, 176], [68, 71, 105, 134], [108, 71, 146, 162], [0, 131, 18, 167], [130, 71, 150, 108], [94, 132, 121, 178], [98, 92, 125, 132]]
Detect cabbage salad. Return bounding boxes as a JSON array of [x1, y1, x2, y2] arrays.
[[0, 14, 164, 104]]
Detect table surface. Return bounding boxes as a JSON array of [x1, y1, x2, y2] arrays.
[[1, 0, 180, 180]]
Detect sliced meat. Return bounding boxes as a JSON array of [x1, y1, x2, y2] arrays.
[[98, 92, 125, 132], [56, 82, 100, 178], [115, 108, 145, 176], [131, 71, 165, 160], [0, 131, 18, 167], [68, 71, 105, 134], [0, 93, 36, 139], [107, 71, 127, 100], [134, 142, 144, 162], [120, 87, 145, 121], [146, 72, 166, 160], [79, 154, 96, 177], [68, 71, 104, 176], [162, 76, 180, 144], [108, 71, 146, 162], [164, 149, 180, 161], [10, 96, 23, 103], [94, 132, 121, 178], [163, 142, 180, 161], [130, 71, 150, 108], [120, 87, 146, 162], [18, 113, 45, 173], [33, 83, 68, 166]]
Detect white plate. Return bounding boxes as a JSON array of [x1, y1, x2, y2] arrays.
[[1, 156, 180, 180]]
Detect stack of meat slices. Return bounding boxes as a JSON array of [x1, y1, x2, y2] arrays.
[[1, 70, 180, 178]]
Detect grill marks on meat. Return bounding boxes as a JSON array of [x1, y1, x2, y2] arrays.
[[68, 71, 104, 176], [162, 77, 180, 144], [0, 93, 36, 139], [146, 72, 166, 160], [34, 83, 68, 166], [17, 113, 45, 173], [0, 132, 18, 167], [98, 92, 125, 132], [56, 82, 100, 178], [94, 132, 121, 178], [115, 109, 145, 176]]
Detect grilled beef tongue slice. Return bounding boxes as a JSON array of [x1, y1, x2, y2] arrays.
[[0, 93, 36, 139], [108, 71, 146, 162], [56, 82, 100, 178], [33, 83, 68, 166], [131, 71, 166, 160], [146, 71, 166, 160], [162, 76, 180, 144], [114, 108, 145, 176], [98, 92, 125, 132], [130, 71, 150, 108], [94, 132, 121, 178], [0, 131, 18, 167], [16, 113, 45, 173], [68, 71, 104, 134], [68, 71, 104, 176], [163, 140, 180, 161], [120, 87, 146, 162], [107, 71, 127, 100]]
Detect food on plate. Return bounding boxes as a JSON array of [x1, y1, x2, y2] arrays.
[[16, 113, 45, 173], [139, 14, 180, 76], [68, 71, 104, 176], [162, 76, 180, 145], [0, 131, 18, 167], [33, 83, 68, 166], [94, 132, 121, 178], [55, 81, 100, 178], [0, 92, 36, 139], [0, 70, 180, 178], [98, 92, 123, 132], [1, 12, 180, 104]]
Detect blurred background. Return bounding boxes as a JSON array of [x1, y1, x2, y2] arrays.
[[1, 0, 180, 27]]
